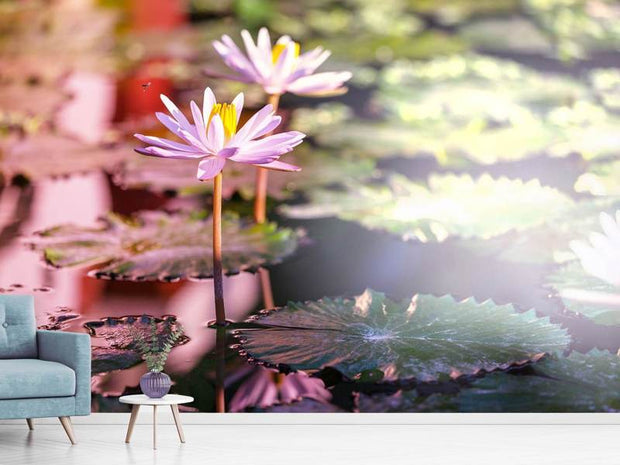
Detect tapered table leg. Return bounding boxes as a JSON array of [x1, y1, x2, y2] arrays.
[[153, 405, 157, 450], [125, 405, 140, 443], [26, 419, 34, 431], [170, 405, 185, 443], [58, 416, 76, 445]]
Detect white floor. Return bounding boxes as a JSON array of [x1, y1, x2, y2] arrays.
[[0, 421, 618, 465]]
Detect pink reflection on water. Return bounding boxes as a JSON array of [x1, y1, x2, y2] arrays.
[[228, 366, 332, 412], [56, 71, 116, 144], [0, 173, 111, 314]]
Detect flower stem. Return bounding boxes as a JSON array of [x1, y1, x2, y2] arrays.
[[212, 172, 226, 326], [253, 93, 281, 224], [215, 326, 226, 413]]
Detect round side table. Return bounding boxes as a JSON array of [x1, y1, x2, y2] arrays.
[[119, 394, 194, 450]]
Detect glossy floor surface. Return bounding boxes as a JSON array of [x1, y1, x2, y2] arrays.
[[0, 422, 617, 465]]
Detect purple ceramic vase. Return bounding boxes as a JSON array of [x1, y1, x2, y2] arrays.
[[140, 371, 171, 398]]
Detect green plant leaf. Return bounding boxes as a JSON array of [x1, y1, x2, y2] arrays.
[[457, 350, 620, 412], [235, 289, 570, 382], [545, 261, 620, 326], [26, 210, 300, 281], [281, 174, 573, 242]]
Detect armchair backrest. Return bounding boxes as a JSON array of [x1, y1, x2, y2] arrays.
[[0, 295, 37, 359]]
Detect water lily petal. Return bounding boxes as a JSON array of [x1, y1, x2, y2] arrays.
[[218, 147, 239, 158], [133, 134, 198, 153], [208, 114, 225, 151], [241, 29, 270, 80], [202, 87, 217, 123], [271, 42, 298, 92], [197, 157, 226, 181], [135, 146, 205, 160], [257, 159, 301, 172], [190, 100, 212, 151], [232, 104, 276, 144], [231, 93, 244, 125], [160, 94, 196, 137], [286, 71, 352, 95], [257, 27, 272, 62]]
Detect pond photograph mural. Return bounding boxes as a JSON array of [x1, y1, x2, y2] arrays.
[[2, 0, 620, 421]]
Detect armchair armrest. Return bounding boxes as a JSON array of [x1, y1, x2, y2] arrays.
[[37, 330, 91, 416]]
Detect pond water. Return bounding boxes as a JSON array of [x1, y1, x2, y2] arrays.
[[2, 0, 620, 413]]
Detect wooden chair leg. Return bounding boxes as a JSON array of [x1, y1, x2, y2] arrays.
[[125, 405, 140, 443], [58, 416, 77, 445], [170, 405, 185, 443], [26, 418, 34, 430]]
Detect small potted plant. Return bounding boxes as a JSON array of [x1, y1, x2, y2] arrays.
[[130, 319, 184, 398]]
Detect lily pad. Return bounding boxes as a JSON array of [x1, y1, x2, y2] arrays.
[[545, 261, 620, 326], [378, 55, 588, 124], [574, 159, 620, 196], [589, 68, 620, 112], [234, 289, 570, 382], [523, 0, 620, 60], [316, 55, 619, 165], [475, 198, 620, 264], [26, 211, 300, 282], [281, 174, 573, 242], [457, 350, 620, 412], [0, 133, 130, 181], [306, 31, 468, 64], [460, 17, 553, 54]]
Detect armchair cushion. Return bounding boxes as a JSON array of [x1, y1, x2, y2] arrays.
[[0, 359, 75, 399], [37, 330, 91, 416], [0, 296, 37, 359]]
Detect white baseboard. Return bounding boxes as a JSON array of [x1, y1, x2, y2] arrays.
[[2, 413, 620, 425]]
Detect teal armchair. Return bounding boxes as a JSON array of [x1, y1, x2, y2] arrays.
[[0, 295, 91, 444]]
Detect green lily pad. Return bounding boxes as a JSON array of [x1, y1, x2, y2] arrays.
[[410, 0, 520, 25], [281, 174, 573, 242], [575, 159, 620, 196], [378, 55, 588, 124], [457, 350, 620, 412], [545, 261, 620, 326], [235, 289, 570, 382], [307, 31, 468, 64], [475, 198, 620, 264], [523, 0, 620, 60], [316, 55, 619, 165], [589, 68, 620, 112], [460, 17, 553, 54], [26, 211, 299, 282]]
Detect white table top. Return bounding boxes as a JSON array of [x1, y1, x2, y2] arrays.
[[119, 394, 194, 406]]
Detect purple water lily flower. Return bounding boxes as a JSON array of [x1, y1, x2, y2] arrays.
[[212, 28, 352, 96], [134, 87, 304, 180]]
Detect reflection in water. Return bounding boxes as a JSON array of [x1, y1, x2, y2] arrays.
[[228, 367, 331, 413]]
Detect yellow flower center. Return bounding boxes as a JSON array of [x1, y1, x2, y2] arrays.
[[208, 103, 237, 140], [272, 42, 300, 64]]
